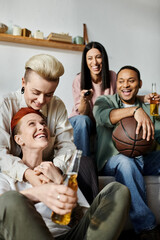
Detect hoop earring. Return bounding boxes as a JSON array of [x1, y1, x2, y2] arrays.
[[21, 87, 25, 94]]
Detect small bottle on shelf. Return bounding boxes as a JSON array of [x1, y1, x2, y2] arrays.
[[150, 83, 159, 116]]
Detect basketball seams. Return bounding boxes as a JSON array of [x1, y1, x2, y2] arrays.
[[112, 135, 133, 146], [118, 120, 136, 157], [121, 119, 136, 142], [112, 116, 153, 157], [112, 135, 151, 147]]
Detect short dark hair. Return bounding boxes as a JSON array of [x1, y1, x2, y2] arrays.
[[81, 41, 111, 91], [117, 65, 141, 82]]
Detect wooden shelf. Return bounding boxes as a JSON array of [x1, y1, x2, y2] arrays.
[[0, 33, 85, 52]]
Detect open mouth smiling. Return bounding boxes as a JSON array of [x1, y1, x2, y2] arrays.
[[34, 132, 48, 139], [122, 89, 132, 96], [92, 66, 100, 71]]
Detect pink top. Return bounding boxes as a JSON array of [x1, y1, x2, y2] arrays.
[[69, 70, 117, 118]]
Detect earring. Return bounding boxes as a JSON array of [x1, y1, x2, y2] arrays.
[[21, 87, 25, 94]]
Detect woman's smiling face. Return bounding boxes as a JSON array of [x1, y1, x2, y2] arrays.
[[86, 48, 102, 78], [16, 113, 50, 150]]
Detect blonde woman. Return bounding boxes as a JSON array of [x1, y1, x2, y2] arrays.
[[0, 54, 98, 204]]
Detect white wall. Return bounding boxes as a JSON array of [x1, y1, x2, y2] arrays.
[[0, 0, 160, 115]]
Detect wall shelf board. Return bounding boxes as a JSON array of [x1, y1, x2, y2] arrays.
[[0, 33, 85, 52]]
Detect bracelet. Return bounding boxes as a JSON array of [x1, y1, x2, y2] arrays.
[[133, 106, 141, 116]]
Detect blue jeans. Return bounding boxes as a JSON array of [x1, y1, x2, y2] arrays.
[[69, 115, 93, 156], [101, 151, 160, 233]]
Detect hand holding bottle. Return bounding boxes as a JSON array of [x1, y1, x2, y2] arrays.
[[51, 150, 82, 225], [150, 83, 159, 116]]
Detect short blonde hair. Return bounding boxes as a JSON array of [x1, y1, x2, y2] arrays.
[[25, 54, 64, 82]]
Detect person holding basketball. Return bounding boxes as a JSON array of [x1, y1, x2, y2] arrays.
[[93, 65, 160, 240], [69, 41, 157, 158]]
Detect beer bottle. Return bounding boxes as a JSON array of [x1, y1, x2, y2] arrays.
[[150, 83, 159, 116], [51, 150, 82, 225]]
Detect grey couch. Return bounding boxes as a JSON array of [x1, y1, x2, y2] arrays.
[[99, 176, 160, 230]]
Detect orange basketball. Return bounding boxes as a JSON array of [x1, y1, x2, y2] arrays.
[[112, 116, 153, 157]]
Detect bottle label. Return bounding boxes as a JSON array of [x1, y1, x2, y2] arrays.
[[150, 103, 159, 116]]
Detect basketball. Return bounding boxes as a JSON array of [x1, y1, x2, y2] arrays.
[[112, 116, 154, 157]]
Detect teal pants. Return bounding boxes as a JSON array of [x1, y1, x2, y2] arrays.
[[0, 182, 130, 240]]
